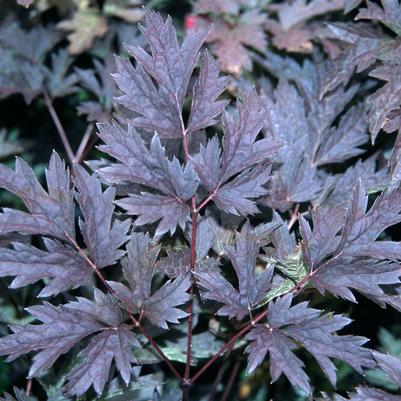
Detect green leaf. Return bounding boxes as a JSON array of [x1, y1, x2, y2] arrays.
[[378, 328, 401, 357], [255, 278, 294, 308], [365, 368, 399, 391], [100, 373, 163, 401], [134, 332, 224, 366]]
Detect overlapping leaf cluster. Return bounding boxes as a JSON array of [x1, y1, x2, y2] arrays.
[[1, 3, 401, 401]]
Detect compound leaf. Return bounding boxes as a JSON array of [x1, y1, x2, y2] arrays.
[[64, 326, 139, 396], [311, 258, 401, 306], [245, 295, 374, 393], [73, 165, 130, 268], [113, 10, 208, 138], [0, 290, 140, 396], [338, 182, 401, 259], [196, 222, 274, 319], [0, 152, 74, 239], [0, 303, 103, 378], [108, 233, 190, 329], [0, 240, 92, 297], [186, 51, 229, 134], [192, 92, 280, 215], [97, 122, 198, 235]]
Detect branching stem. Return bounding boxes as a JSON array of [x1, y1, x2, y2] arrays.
[[180, 96, 198, 399], [191, 260, 323, 384], [43, 91, 75, 164], [63, 231, 182, 383], [221, 358, 241, 401], [75, 123, 94, 163]]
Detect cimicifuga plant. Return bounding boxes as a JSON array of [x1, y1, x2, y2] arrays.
[[1, 8, 401, 401]]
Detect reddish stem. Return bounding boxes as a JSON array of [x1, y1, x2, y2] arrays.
[[75, 123, 94, 163], [43, 91, 75, 164], [287, 203, 300, 230], [184, 206, 198, 388], [178, 94, 198, 399], [77, 134, 99, 163], [221, 358, 241, 401], [191, 309, 267, 384], [195, 181, 222, 213], [25, 379, 32, 396], [129, 315, 182, 382]]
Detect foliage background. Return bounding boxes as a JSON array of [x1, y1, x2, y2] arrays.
[[1, 0, 401, 400]]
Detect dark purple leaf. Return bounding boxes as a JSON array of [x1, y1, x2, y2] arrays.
[[225, 223, 273, 308], [389, 129, 401, 191], [190, 136, 221, 194], [299, 206, 344, 268], [266, 154, 322, 211], [317, 154, 388, 209], [107, 233, 190, 328], [261, 79, 323, 210], [337, 182, 401, 258], [141, 274, 191, 329], [113, 10, 208, 138], [0, 239, 92, 297], [192, 91, 280, 215], [97, 121, 198, 235], [367, 65, 401, 139], [266, 211, 297, 262], [129, 10, 207, 107], [64, 290, 140, 395], [64, 325, 139, 396], [45, 49, 78, 99], [117, 193, 190, 237], [314, 104, 369, 165], [186, 51, 229, 134], [66, 288, 123, 327], [112, 56, 183, 138], [196, 222, 274, 319], [246, 322, 310, 390], [356, 0, 401, 35], [0, 152, 74, 239], [73, 164, 130, 267], [0, 303, 103, 377], [213, 165, 271, 215], [321, 23, 391, 97], [0, 20, 60, 103], [0, 289, 141, 396], [195, 270, 246, 319], [245, 295, 374, 392], [220, 92, 276, 181], [77, 101, 108, 122], [311, 258, 401, 305], [75, 57, 116, 121], [321, 387, 401, 401], [97, 122, 199, 195], [118, 232, 159, 304]]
